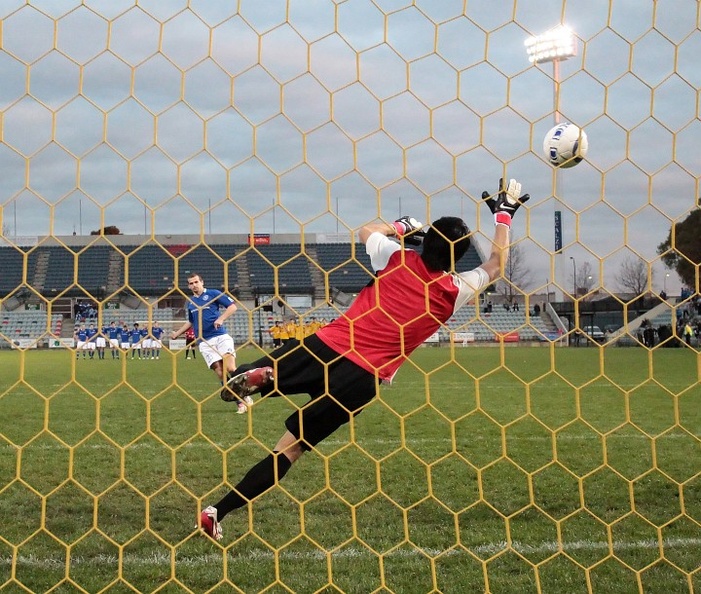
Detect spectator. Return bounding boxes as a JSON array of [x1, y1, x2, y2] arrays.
[[683, 321, 694, 346]]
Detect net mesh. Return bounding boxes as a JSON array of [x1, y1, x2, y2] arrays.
[[0, 2, 699, 592]]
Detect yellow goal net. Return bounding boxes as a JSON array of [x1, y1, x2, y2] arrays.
[[0, 2, 699, 593]]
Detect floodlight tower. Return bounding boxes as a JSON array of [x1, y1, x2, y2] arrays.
[[525, 25, 577, 300], [525, 26, 577, 113]]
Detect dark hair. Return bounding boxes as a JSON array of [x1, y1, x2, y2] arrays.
[[187, 272, 203, 282], [420, 216, 471, 272]]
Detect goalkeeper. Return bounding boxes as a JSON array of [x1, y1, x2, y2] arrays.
[[199, 178, 529, 540]]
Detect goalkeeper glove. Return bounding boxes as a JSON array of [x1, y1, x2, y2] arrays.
[[392, 216, 425, 246], [482, 178, 530, 228]]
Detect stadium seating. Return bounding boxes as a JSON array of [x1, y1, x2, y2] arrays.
[[124, 244, 175, 295], [246, 244, 313, 294], [177, 244, 240, 292], [101, 308, 177, 327], [77, 245, 117, 293], [0, 247, 25, 296], [442, 307, 553, 342], [41, 246, 75, 294], [1, 240, 559, 345], [314, 243, 374, 292], [0, 311, 63, 341]]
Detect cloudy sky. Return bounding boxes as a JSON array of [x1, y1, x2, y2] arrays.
[[0, 0, 699, 298]]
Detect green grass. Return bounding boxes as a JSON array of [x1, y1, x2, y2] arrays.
[[0, 345, 700, 593]]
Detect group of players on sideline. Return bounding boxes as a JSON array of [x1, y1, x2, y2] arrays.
[[267, 317, 330, 347], [73, 320, 165, 360], [71, 314, 334, 361]]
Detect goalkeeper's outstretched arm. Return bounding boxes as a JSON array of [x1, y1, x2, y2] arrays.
[[479, 177, 529, 282]]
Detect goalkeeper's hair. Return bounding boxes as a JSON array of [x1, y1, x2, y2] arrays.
[[421, 216, 470, 272]]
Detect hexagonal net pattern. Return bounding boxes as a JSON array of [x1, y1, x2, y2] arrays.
[[0, 2, 700, 593]]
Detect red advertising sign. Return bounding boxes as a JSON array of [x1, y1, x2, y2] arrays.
[[248, 234, 271, 245]]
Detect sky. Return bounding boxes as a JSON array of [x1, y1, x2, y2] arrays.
[[0, 0, 699, 299]]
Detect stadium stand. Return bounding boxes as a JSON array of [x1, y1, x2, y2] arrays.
[[314, 243, 374, 293], [40, 246, 76, 294], [246, 244, 314, 294], [0, 247, 26, 296], [101, 308, 177, 327], [1, 236, 561, 346], [77, 245, 116, 293], [177, 244, 240, 292], [124, 244, 175, 295], [0, 311, 63, 340]]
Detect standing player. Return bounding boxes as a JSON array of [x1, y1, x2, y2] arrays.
[[107, 321, 120, 359], [279, 320, 290, 345], [86, 323, 98, 360], [140, 323, 150, 360], [95, 323, 107, 360], [170, 273, 250, 413], [74, 323, 88, 359], [151, 321, 164, 359], [140, 326, 151, 360], [130, 323, 143, 360], [119, 323, 131, 355], [198, 178, 529, 540], [268, 321, 283, 348], [283, 319, 296, 345], [185, 326, 197, 359]]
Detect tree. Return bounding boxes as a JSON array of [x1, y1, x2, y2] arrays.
[[617, 255, 650, 296], [569, 260, 597, 298], [498, 242, 533, 304], [90, 225, 121, 235], [657, 209, 701, 289]]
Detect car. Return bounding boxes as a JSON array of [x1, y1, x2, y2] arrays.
[[582, 325, 605, 342]]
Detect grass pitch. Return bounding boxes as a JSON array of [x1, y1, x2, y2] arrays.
[[0, 345, 700, 593]]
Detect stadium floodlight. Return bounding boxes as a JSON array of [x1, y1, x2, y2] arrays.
[[524, 25, 577, 64], [526, 25, 578, 301]]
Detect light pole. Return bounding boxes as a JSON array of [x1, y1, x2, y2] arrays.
[[570, 256, 577, 299], [525, 25, 577, 125], [664, 273, 669, 294], [525, 26, 577, 300]]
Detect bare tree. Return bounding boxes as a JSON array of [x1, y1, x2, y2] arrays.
[[569, 261, 597, 298], [617, 256, 650, 296], [498, 242, 534, 304]]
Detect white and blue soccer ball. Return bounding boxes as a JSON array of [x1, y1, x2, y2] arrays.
[[543, 122, 588, 168]]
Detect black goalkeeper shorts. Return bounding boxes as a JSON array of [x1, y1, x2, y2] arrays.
[[237, 335, 378, 450]]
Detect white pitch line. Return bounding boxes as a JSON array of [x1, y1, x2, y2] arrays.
[[2, 431, 698, 453], [2, 537, 701, 569]]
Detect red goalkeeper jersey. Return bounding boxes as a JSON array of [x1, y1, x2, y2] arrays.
[[317, 233, 489, 382]]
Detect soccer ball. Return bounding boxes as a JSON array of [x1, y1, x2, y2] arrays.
[[543, 122, 588, 168]]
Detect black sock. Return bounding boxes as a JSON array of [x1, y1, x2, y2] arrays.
[[214, 452, 292, 520]]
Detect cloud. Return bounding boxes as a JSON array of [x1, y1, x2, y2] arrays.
[[0, 1, 697, 297]]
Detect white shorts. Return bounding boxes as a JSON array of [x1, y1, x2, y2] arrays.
[[151, 340, 162, 348], [199, 334, 236, 368], [132, 343, 141, 350], [88, 342, 96, 350], [77, 340, 87, 350], [109, 339, 119, 348], [96, 337, 106, 348], [121, 342, 130, 349]]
